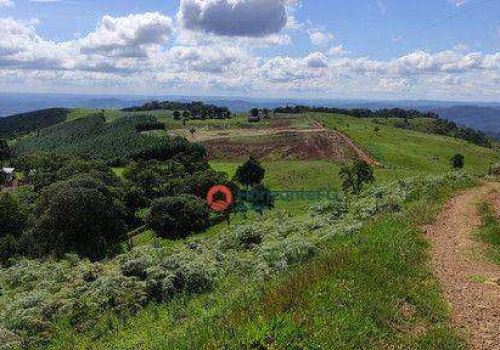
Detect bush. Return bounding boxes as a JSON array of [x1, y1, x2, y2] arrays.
[[489, 163, 500, 177], [310, 196, 348, 219], [450, 154, 465, 169], [234, 157, 265, 188], [33, 179, 127, 259], [147, 195, 211, 239], [0, 193, 26, 240]]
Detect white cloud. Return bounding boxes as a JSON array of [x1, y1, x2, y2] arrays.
[[178, 0, 294, 37], [448, 0, 469, 6], [304, 52, 328, 68], [78, 12, 173, 57], [1, 11, 500, 101], [328, 45, 347, 56], [309, 31, 335, 46]]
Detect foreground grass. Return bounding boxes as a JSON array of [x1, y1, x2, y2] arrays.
[[43, 176, 472, 350], [476, 202, 500, 265]]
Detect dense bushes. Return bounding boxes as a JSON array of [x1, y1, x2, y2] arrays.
[[0, 193, 26, 239], [147, 195, 211, 239], [31, 177, 127, 259], [0, 108, 70, 139]]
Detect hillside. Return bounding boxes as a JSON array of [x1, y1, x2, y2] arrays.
[[0, 108, 70, 139], [1, 107, 500, 349], [430, 106, 500, 138]]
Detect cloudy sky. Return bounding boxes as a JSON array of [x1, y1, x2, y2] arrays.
[[0, 0, 499, 101]]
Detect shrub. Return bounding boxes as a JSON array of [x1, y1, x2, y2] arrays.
[[121, 258, 152, 280], [339, 160, 375, 194], [0, 193, 26, 239], [147, 195, 211, 239], [33, 179, 127, 259], [450, 154, 465, 169], [489, 163, 500, 177], [234, 156, 265, 188], [310, 196, 348, 219]]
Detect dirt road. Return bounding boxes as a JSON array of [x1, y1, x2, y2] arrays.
[[424, 183, 500, 349]]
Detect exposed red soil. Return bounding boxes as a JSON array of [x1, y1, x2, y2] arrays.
[[204, 130, 357, 161]]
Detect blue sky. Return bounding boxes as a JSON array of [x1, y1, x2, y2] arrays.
[[0, 0, 499, 101]]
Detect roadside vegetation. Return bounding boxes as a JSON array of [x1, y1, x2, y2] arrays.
[[476, 202, 500, 265]]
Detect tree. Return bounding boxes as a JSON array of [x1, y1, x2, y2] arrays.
[[124, 161, 188, 200], [34, 178, 127, 259], [262, 108, 270, 119], [0, 140, 11, 162], [234, 156, 265, 188], [147, 195, 210, 239], [0, 193, 26, 239], [340, 160, 375, 194], [250, 108, 260, 118], [173, 111, 181, 120], [451, 154, 465, 169]]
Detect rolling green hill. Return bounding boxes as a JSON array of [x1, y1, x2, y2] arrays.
[[1, 108, 499, 349]]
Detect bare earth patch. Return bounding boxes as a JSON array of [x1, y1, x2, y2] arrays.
[[424, 183, 500, 349], [170, 119, 381, 164]]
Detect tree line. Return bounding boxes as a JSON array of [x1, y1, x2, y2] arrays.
[[123, 101, 232, 120]]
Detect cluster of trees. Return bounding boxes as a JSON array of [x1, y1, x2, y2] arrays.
[[0, 144, 229, 262], [135, 122, 166, 133], [275, 105, 438, 119], [0, 155, 130, 263], [13, 113, 203, 166], [274, 106, 491, 147], [123, 101, 232, 120], [0, 108, 70, 139]]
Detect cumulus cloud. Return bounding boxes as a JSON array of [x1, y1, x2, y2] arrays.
[[309, 31, 334, 46], [304, 52, 328, 68], [178, 0, 293, 37], [79, 12, 173, 57], [165, 45, 251, 73]]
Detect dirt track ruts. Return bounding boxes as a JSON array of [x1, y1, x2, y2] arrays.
[[424, 183, 500, 349]]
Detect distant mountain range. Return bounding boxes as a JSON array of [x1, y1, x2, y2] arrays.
[[1, 92, 500, 138]]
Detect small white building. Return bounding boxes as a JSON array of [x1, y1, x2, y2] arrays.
[[1, 167, 15, 183]]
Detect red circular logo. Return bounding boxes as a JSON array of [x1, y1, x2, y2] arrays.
[[207, 185, 234, 212]]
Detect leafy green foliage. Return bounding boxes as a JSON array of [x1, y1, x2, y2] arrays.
[[0, 193, 26, 239], [234, 156, 265, 187], [339, 160, 375, 194], [0, 140, 11, 161], [0, 108, 70, 139], [31, 177, 127, 259], [147, 195, 211, 239], [450, 154, 465, 169]]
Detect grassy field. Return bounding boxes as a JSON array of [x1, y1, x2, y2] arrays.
[[314, 113, 500, 176]]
